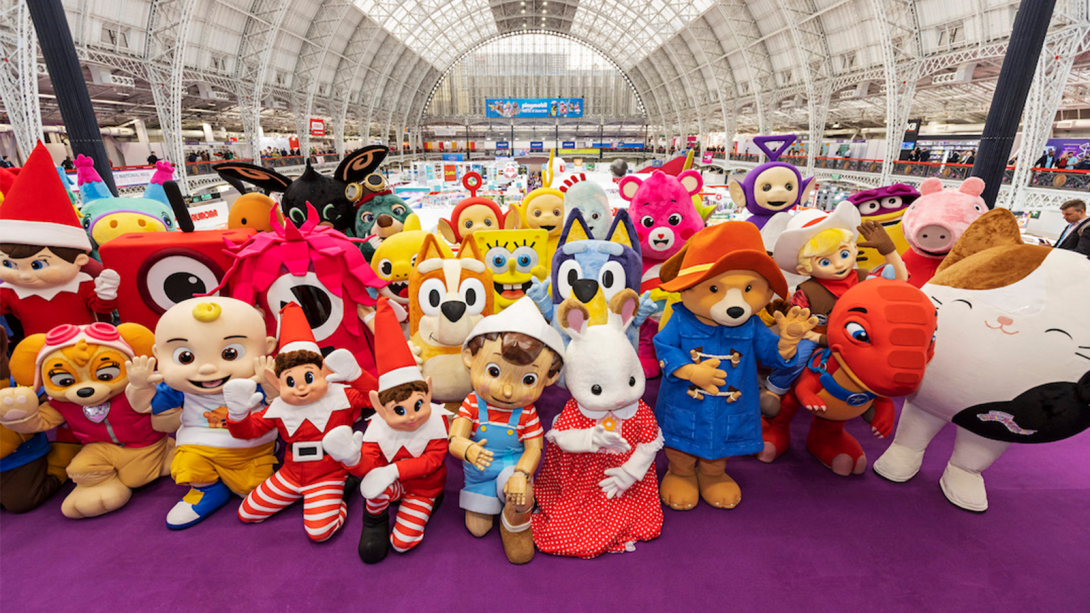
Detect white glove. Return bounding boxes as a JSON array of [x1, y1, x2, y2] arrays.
[[599, 466, 639, 499], [323, 349, 362, 384], [592, 425, 631, 454], [223, 379, 263, 421], [322, 425, 363, 467], [546, 425, 630, 454], [94, 269, 121, 301], [360, 463, 400, 499]]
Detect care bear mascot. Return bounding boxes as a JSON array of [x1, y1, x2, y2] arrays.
[[873, 208, 1090, 512], [619, 169, 706, 378]]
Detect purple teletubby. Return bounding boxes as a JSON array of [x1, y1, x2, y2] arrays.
[[728, 135, 816, 230]]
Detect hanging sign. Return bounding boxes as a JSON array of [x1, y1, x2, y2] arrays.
[[309, 118, 325, 137]]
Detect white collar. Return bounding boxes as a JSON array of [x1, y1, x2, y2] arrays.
[[4, 272, 91, 300], [263, 384, 350, 437], [363, 404, 452, 462], [577, 401, 639, 422]]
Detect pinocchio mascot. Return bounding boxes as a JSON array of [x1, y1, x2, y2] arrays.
[[323, 298, 448, 564]]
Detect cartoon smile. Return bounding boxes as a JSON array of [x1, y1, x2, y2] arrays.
[[387, 281, 408, 297], [917, 247, 949, 258], [190, 376, 230, 390], [495, 281, 532, 300], [540, 225, 556, 231], [766, 200, 787, 207], [984, 316, 1018, 335]]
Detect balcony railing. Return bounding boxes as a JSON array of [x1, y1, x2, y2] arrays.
[[702, 153, 1088, 192]]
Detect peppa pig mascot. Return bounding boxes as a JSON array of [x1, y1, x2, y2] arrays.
[[619, 170, 706, 378], [900, 178, 987, 288]]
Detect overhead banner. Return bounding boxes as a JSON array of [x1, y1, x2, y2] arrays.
[[496, 142, 510, 150], [486, 98, 584, 118], [530, 141, 543, 151], [560, 148, 599, 155], [443, 165, 457, 182], [309, 118, 325, 137], [563, 141, 575, 149]]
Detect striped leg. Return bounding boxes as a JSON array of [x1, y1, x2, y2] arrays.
[[365, 480, 401, 516], [301, 479, 348, 543], [239, 470, 302, 523], [391, 493, 437, 553]]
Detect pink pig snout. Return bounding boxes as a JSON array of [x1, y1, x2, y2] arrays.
[[913, 224, 955, 253]]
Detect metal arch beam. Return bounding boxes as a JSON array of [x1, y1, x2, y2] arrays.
[[381, 53, 422, 147], [711, 0, 776, 134], [770, 0, 835, 172], [627, 65, 668, 136], [365, 43, 413, 144], [290, 0, 352, 157], [233, 0, 294, 162], [144, 0, 199, 192], [631, 62, 673, 143], [641, 51, 686, 141], [869, 0, 924, 183], [0, 0, 43, 162], [1007, 26, 1089, 210], [676, 17, 735, 135], [398, 61, 437, 144], [331, 19, 390, 152], [651, 46, 696, 132], [663, 35, 708, 137], [411, 31, 651, 128]]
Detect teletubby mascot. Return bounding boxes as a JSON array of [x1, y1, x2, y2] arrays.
[[763, 280, 937, 475], [728, 135, 817, 249], [654, 222, 817, 510]]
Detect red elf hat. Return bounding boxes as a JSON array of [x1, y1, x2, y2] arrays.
[[374, 297, 424, 392], [0, 142, 91, 251], [276, 303, 321, 354]]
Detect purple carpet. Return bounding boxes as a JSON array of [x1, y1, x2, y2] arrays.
[[3, 378, 1088, 612]]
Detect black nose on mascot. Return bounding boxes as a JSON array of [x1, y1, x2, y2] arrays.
[[441, 301, 467, 323], [572, 279, 599, 304], [76, 387, 96, 398], [726, 306, 745, 319]]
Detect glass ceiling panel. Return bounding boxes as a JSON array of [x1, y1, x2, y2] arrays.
[[352, 0, 499, 68], [572, 0, 713, 69]]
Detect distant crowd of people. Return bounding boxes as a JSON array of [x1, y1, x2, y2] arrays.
[[906, 147, 976, 165], [1033, 148, 1090, 170]]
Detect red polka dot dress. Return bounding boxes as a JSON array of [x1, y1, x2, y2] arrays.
[[532, 399, 663, 558]]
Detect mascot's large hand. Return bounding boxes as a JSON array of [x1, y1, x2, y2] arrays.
[[633, 290, 659, 328], [0, 387, 41, 423], [324, 349, 362, 384], [527, 278, 554, 319], [323, 425, 364, 467], [774, 306, 819, 360]]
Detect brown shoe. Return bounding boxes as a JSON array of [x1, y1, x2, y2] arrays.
[[500, 523, 535, 565]]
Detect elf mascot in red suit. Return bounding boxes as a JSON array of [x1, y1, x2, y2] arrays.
[[323, 298, 449, 564], [0, 143, 119, 336], [223, 303, 376, 542]]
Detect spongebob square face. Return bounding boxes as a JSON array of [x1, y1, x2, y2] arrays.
[[472, 229, 548, 312]]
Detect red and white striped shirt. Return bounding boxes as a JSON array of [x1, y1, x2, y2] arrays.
[[457, 397, 543, 441]]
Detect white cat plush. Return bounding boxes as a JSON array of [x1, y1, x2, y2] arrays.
[[874, 209, 1090, 512]]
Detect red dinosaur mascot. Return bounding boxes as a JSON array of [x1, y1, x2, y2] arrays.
[[761, 279, 937, 475]]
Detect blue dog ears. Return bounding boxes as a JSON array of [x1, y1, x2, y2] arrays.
[[753, 135, 797, 162], [559, 207, 592, 245]]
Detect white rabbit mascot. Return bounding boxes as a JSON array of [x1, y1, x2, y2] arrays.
[[531, 289, 664, 557]]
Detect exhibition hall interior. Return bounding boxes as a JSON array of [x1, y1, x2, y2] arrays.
[[0, 0, 1088, 610]]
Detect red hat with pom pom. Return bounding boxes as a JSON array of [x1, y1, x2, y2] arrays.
[[0, 142, 90, 251]]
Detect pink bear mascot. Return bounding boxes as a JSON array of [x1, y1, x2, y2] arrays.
[[619, 170, 705, 378], [900, 177, 987, 288]]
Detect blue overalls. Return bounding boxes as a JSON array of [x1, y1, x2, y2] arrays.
[[459, 393, 524, 515]]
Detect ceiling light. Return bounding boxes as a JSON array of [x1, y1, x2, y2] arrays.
[[521, 8, 525, 12]]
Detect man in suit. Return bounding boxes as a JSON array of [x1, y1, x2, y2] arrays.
[[1053, 199, 1090, 255], [1035, 149, 1056, 168]]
